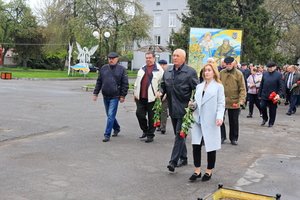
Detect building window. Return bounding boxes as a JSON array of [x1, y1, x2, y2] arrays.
[[156, 2, 160, 6], [154, 35, 161, 45], [154, 13, 161, 27], [169, 13, 176, 27], [169, 37, 174, 46]]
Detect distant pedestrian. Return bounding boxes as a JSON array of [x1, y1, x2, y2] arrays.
[[157, 59, 169, 134], [93, 52, 129, 142], [134, 52, 164, 143], [159, 49, 199, 172], [239, 63, 251, 109], [285, 65, 300, 115], [246, 67, 262, 118], [220, 56, 246, 145], [258, 62, 284, 127]]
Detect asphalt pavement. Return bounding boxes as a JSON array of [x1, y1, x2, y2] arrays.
[[0, 79, 299, 200]]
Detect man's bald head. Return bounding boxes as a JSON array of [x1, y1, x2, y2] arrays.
[[172, 49, 186, 68]]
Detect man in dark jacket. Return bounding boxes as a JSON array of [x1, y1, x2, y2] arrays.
[[258, 62, 284, 127], [286, 65, 300, 115], [160, 49, 199, 172], [93, 52, 129, 142], [239, 63, 251, 108]]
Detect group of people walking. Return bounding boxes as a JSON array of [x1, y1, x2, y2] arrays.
[[92, 49, 299, 182]]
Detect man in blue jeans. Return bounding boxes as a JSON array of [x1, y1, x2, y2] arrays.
[[93, 52, 129, 142]]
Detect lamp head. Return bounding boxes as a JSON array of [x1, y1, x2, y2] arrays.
[[104, 31, 111, 38]]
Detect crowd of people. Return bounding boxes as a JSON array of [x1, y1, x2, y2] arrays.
[[92, 49, 300, 183]]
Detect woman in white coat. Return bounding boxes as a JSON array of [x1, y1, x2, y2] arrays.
[[188, 63, 225, 182]]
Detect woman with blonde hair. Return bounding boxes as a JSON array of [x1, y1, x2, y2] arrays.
[[199, 57, 216, 83], [188, 63, 225, 182]]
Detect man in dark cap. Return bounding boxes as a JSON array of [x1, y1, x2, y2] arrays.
[[258, 62, 284, 127], [220, 57, 246, 145], [158, 59, 167, 65], [93, 52, 129, 142], [157, 59, 169, 134]]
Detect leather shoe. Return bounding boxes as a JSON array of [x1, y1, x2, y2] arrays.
[[102, 137, 110, 142], [268, 124, 273, 128], [286, 112, 291, 116], [231, 140, 238, 145], [112, 129, 120, 137], [246, 114, 252, 118], [167, 163, 175, 172], [156, 127, 161, 132], [189, 173, 201, 181], [201, 173, 212, 182], [261, 120, 267, 126], [145, 137, 153, 143], [161, 130, 166, 134], [139, 133, 147, 139], [177, 159, 188, 167]]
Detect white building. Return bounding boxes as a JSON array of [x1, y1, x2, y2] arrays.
[[132, 0, 188, 69]]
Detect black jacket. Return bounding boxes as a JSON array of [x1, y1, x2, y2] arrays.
[[160, 64, 199, 118], [258, 71, 284, 100], [93, 64, 129, 98]]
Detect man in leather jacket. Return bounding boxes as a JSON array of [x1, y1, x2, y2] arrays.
[[160, 49, 199, 172]]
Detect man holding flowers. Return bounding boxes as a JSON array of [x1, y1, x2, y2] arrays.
[[258, 62, 284, 127], [159, 49, 199, 172], [134, 51, 164, 143]]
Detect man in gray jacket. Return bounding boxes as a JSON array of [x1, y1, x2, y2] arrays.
[[160, 49, 199, 172]]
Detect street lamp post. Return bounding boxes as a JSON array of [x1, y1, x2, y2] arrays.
[[93, 30, 111, 65], [103, 31, 111, 56]]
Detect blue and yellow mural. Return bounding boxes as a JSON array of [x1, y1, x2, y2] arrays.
[[188, 27, 243, 73]]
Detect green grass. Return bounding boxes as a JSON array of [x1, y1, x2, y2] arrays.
[[0, 67, 137, 79]]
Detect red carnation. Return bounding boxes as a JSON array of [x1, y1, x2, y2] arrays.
[[232, 103, 238, 108], [156, 120, 160, 127], [179, 131, 186, 138], [269, 92, 280, 105]]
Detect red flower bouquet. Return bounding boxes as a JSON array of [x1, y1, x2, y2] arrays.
[[269, 91, 281, 105], [179, 91, 195, 138], [152, 98, 162, 127], [179, 106, 195, 138]]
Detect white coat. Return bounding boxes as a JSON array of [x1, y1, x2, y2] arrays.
[[191, 80, 225, 152]]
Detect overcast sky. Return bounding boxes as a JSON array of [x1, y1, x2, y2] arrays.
[[4, 0, 41, 10]]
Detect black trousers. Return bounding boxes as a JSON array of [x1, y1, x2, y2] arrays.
[[221, 109, 240, 141], [288, 95, 298, 113], [260, 99, 277, 126], [169, 118, 187, 165], [135, 99, 155, 138], [248, 93, 261, 115], [285, 88, 291, 103], [192, 143, 216, 169]]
